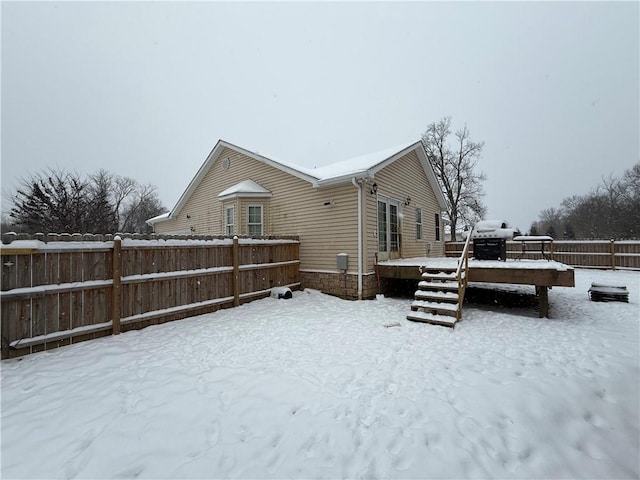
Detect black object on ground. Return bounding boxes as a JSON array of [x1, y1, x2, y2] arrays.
[[588, 283, 629, 303]]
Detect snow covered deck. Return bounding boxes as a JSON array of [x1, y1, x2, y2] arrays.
[[378, 257, 575, 318], [378, 257, 574, 285]]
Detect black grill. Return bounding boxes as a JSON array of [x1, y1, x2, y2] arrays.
[[471, 220, 517, 261], [473, 238, 507, 261]]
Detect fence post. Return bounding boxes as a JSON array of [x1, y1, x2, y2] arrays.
[[233, 236, 240, 306], [112, 236, 122, 334], [610, 239, 616, 270]]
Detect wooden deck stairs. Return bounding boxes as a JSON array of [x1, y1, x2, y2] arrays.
[[407, 231, 472, 328]]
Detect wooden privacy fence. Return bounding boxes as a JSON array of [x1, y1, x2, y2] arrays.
[[1, 234, 300, 359], [445, 239, 640, 270]]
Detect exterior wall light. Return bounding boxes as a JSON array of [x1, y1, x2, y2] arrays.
[[405, 196, 411, 206], [370, 183, 378, 195]]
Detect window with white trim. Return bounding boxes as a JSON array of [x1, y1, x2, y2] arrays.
[[435, 213, 441, 241], [248, 205, 263, 236], [389, 204, 399, 251], [377, 196, 400, 253], [225, 206, 235, 236], [416, 208, 423, 240]]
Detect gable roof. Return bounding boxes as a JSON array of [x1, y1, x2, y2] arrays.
[[157, 139, 448, 223]]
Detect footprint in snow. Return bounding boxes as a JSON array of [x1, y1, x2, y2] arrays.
[[64, 429, 100, 479], [206, 420, 220, 446], [386, 435, 403, 456], [114, 465, 145, 479], [196, 377, 206, 394], [392, 453, 413, 471]]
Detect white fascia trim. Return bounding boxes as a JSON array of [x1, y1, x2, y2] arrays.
[[167, 142, 226, 219], [217, 192, 273, 201], [146, 212, 170, 225], [414, 146, 449, 210], [168, 139, 319, 220], [367, 141, 423, 176], [313, 142, 423, 188], [358, 140, 448, 211], [314, 171, 373, 188], [218, 141, 319, 185]]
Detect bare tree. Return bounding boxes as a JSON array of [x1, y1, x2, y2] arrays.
[[7, 168, 166, 234], [421, 117, 487, 240], [87, 170, 118, 233], [87, 170, 167, 232], [620, 164, 640, 237], [538, 207, 563, 238], [120, 184, 166, 233], [111, 174, 137, 229], [533, 163, 640, 239]]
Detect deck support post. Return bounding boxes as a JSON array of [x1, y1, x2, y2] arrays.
[[535, 285, 549, 318]]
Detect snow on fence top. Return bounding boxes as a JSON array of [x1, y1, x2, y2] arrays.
[[1, 232, 300, 249]]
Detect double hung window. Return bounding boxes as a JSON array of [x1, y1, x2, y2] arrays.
[[225, 206, 235, 236], [248, 205, 263, 236]]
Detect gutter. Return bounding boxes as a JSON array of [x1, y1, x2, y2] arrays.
[[352, 178, 363, 299]]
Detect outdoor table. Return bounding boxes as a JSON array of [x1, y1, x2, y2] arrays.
[[513, 235, 553, 260]]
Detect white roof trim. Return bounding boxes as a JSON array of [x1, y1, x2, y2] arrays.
[[146, 212, 169, 225], [414, 144, 449, 211], [218, 192, 273, 201], [315, 141, 447, 210], [166, 140, 317, 220], [217, 179, 272, 201], [311, 141, 417, 183], [154, 139, 448, 223]]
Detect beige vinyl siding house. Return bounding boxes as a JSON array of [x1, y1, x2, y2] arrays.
[[148, 140, 448, 299], [365, 150, 445, 265]]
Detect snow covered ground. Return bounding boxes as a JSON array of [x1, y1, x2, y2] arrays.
[[2, 268, 638, 479]]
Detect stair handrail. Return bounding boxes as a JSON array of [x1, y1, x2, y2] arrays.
[[453, 229, 473, 321], [455, 229, 473, 281]]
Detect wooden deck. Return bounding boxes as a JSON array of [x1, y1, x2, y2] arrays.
[[378, 257, 575, 318]]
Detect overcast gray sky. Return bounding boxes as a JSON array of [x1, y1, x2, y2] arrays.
[[2, 1, 638, 232]]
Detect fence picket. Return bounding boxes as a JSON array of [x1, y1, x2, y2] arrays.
[[1, 236, 300, 358]]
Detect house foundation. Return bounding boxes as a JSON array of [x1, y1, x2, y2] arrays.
[[300, 271, 379, 300]]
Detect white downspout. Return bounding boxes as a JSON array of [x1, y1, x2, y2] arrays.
[[352, 178, 363, 299]]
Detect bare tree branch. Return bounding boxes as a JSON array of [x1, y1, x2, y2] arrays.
[[421, 117, 487, 240], [7, 168, 166, 234]]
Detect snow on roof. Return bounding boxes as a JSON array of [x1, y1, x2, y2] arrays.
[[153, 138, 446, 224], [301, 141, 419, 182], [217, 180, 272, 199], [223, 139, 420, 184]]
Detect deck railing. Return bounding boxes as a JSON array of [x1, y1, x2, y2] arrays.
[[445, 239, 640, 270], [454, 229, 473, 320]]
